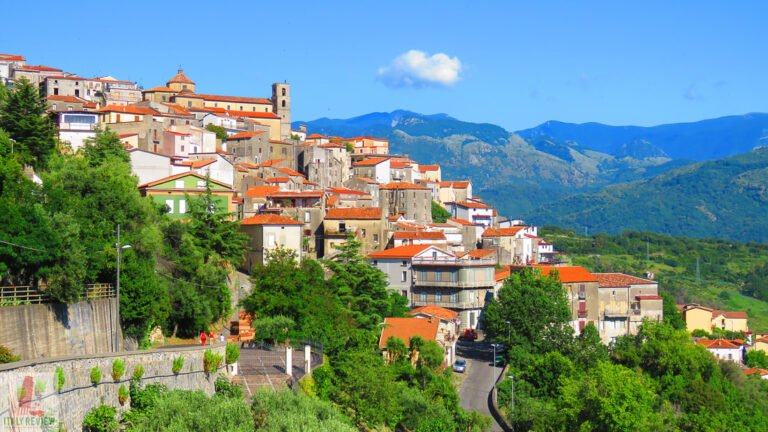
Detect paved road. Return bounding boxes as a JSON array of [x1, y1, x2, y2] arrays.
[[457, 340, 504, 432]]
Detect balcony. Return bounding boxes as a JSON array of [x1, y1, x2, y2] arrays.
[[603, 307, 628, 318], [415, 279, 494, 289], [59, 122, 97, 131], [411, 298, 478, 310], [578, 310, 588, 318]]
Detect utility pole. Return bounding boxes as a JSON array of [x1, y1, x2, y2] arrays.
[[115, 225, 132, 352]]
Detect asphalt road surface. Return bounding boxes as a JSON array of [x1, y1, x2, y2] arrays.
[[456, 340, 504, 432]]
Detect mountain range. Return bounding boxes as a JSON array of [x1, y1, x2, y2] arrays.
[[295, 111, 768, 241]]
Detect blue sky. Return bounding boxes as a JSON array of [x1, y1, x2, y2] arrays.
[[2, 1, 766, 130]]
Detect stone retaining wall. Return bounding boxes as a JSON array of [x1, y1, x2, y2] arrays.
[[0, 344, 227, 432]]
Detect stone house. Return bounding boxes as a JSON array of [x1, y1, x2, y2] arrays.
[[379, 182, 432, 224], [593, 273, 663, 344], [239, 213, 303, 270], [323, 207, 384, 257]]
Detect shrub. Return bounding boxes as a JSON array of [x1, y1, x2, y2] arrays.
[[118, 384, 129, 406], [132, 364, 145, 380], [172, 356, 184, 375], [214, 375, 243, 399], [90, 367, 101, 386], [226, 342, 240, 365], [203, 349, 223, 374], [111, 359, 125, 382], [0, 345, 20, 364], [82, 404, 118, 432], [55, 367, 65, 392]]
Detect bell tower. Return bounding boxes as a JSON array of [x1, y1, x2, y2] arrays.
[[272, 82, 291, 140]]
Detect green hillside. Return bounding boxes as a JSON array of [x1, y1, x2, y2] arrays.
[[531, 148, 768, 242], [542, 227, 768, 331]]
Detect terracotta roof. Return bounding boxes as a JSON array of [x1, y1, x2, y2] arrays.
[[418, 165, 440, 172], [83, 102, 99, 109], [199, 108, 280, 119], [307, 133, 327, 139], [455, 200, 492, 209], [353, 157, 390, 167], [0, 54, 25, 61], [241, 214, 302, 226], [319, 142, 344, 149], [409, 305, 458, 321], [20, 65, 62, 72], [356, 177, 379, 184], [466, 249, 495, 259], [138, 171, 232, 189], [327, 187, 368, 196], [712, 310, 749, 319], [145, 86, 177, 93], [166, 131, 191, 137], [245, 185, 279, 198], [495, 268, 511, 282], [252, 159, 282, 167], [97, 104, 158, 115], [593, 273, 656, 288], [264, 177, 290, 183], [276, 167, 305, 178], [533, 265, 598, 283], [176, 159, 215, 168], [388, 215, 404, 222], [167, 69, 194, 84], [161, 103, 192, 116], [440, 181, 470, 188], [228, 131, 267, 140], [47, 95, 84, 103], [390, 160, 412, 169], [196, 94, 271, 105], [393, 231, 446, 240], [368, 244, 431, 259], [696, 339, 740, 350], [119, 133, 138, 138], [448, 218, 473, 226], [380, 182, 429, 190], [325, 207, 382, 220], [744, 368, 768, 377], [379, 317, 439, 349], [483, 227, 525, 237], [174, 91, 204, 99]]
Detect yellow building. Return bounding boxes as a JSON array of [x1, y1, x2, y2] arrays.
[[753, 337, 768, 354], [682, 304, 749, 333]]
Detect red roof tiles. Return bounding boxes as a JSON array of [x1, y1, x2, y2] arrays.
[[379, 317, 439, 349], [167, 69, 194, 85], [368, 244, 431, 259], [380, 182, 429, 190], [593, 273, 656, 288], [245, 185, 279, 198], [533, 265, 598, 283], [409, 305, 458, 321], [393, 231, 446, 240], [228, 131, 267, 140], [241, 214, 302, 226], [353, 157, 390, 167], [482, 227, 525, 237], [325, 207, 382, 220]]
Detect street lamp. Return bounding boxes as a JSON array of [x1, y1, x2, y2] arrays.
[[490, 343, 498, 391], [9, 138, 15, 154], [115, 224, 131, 352], [508, 375, 515, 421]]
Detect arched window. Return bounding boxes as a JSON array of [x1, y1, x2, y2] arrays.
[[282, 88, 286, 96], [282, 100, 286, 108]]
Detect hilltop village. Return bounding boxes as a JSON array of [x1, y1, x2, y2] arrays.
[[2, 52, 765, 374]]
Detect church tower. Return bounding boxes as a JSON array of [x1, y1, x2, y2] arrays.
[[272, 82, 291, 140]]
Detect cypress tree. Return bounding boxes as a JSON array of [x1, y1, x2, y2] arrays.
[[0, 78, 56, 168]]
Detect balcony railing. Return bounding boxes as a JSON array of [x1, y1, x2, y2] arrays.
[[603, 307, 628, 317], [414, 279, 495, 289], [412, 257, 496, 266], [412, 298, 478, 310]]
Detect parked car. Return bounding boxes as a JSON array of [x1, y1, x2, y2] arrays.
[[459, 328, 478, 341], [453, 359, 467, 373]]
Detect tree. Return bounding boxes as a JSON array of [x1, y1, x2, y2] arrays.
[[431, 201, 451, 223], [661, 292, 686, 330], [82, 404, 119, 432], [746, 350, 768, 369], [572, 322, 608, 369], [251, 388, 356, 432], [0, 78, 56, 168], [483, 268, 573, 360], [204, 124, 228, 141], [81, 127, 129, 166]]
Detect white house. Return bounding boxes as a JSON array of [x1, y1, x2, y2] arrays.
[[57, 111, 99, 152], [697, 339, 743, 365], [128, 148, 174, 185], [446, 200, 495, 228], [185, 152, 234, 187]]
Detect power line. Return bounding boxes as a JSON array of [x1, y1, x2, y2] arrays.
[[0, 240, 46, 252]]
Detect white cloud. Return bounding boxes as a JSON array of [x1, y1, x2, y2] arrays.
[[377, 50, 462, 88]]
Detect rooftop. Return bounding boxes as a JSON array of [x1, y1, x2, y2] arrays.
[[368, 244, 431, 259], [532, 265, 598, 283], [379, 317, 439, 349], [241, 214, 303, 226], [409, 305, 458, 321], [593, 273, 657, 288], [325, 207, 382, 220]]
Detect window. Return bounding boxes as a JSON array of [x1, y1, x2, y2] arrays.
[[74, 89, 80, 97], [227, 105, 230, 110], [450, 292, 458, 303], [187, 101, 192, 108], [282, 100, 286, 108], [240, 106, 243, 111], [373, 234, 379, 242], [267, 233, 276, 247], [401, 290, 408, 298], [401, 271, 407, 283], [134, 115, 139, 121], [175, 180, 185, 188], [197, 180, 206, 188], [435, 290, 442, 302], [419, 291, 427, 302], [304, 211, 310, 223], [165, 199, 174, 213], [178, 199, 186, 214], [116, 114, 121, 122], [435, 271, 442, 282], [339, 222, 346, 232], [66, 105, 73, 111], [180, 145, 185, 152], [401, 260, 407, 267], [52, 104, 57, 110], [282, 88, 286, 96], [361, 228, 366, 238]]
